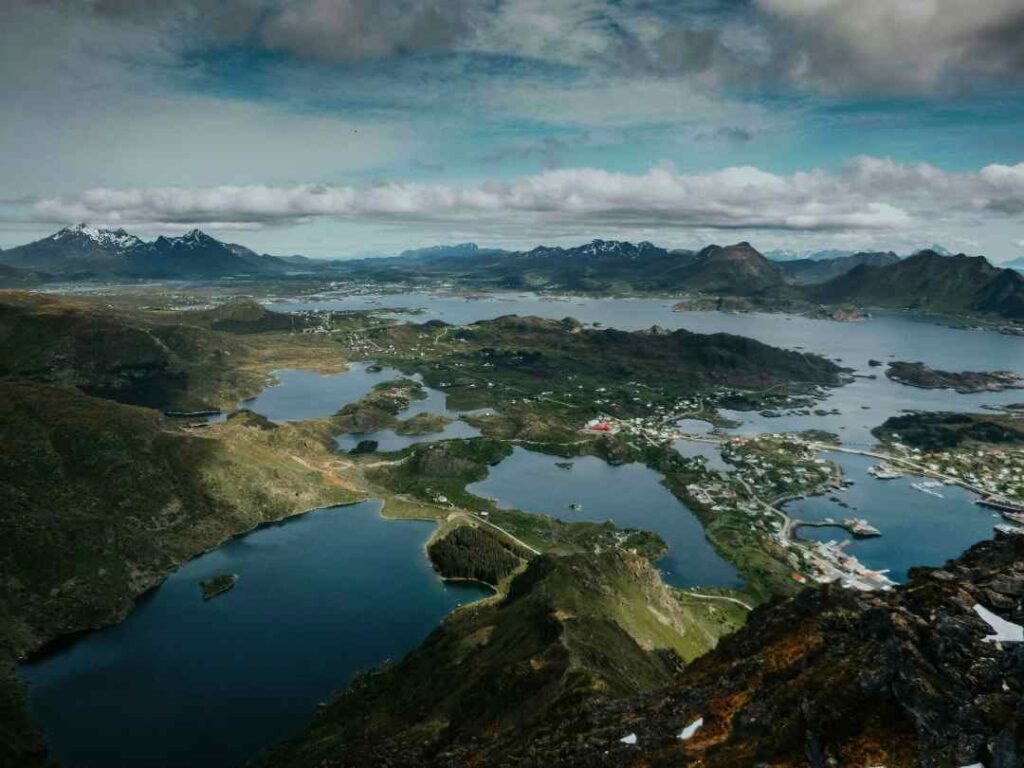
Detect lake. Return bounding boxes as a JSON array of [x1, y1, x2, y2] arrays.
[[18, 502, 488, 768], [236, 361, 401, 422], [229, 361, 484, 450], [784, 453, 1000, 582], [673, 439, 732, 472], [467, 447, 741, 588]]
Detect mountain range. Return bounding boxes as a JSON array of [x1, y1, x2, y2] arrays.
[[335, 239, 788, 293], [337, 238, 1024, 317], [776, 251, 900, 284], [4, 226, 1024, 320], [0, 224, 300, 278], [808, 249, 1024, 319]]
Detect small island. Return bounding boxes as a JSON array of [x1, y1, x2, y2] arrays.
[[886, 361, 1024, 394], [200, 573, 239, 601]]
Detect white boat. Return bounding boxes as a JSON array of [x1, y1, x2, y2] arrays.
[[868, 463, 903, 480], [911, 482, 944, 499]]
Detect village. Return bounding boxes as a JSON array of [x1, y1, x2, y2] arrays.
[[582, 412, 899, 591]]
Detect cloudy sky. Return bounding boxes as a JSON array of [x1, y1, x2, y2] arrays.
[[1, 0, 1023, 260]]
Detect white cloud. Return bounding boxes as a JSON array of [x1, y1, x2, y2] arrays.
[[22, 157, 1024, 239]]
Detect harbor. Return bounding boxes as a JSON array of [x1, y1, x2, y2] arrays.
[[581, 407, 1020, 589]]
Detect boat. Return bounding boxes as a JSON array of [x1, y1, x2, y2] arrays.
[[844, 518, 881, 538], [568, 502, 583, 512], [868, 463, 902, 480], [911, 482, 944, 499]]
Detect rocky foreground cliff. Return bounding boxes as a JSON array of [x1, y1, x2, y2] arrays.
[[262, 533, 1024, 767]]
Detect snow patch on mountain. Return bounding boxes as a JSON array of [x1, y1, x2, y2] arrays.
[[49, 223, 143, 250]]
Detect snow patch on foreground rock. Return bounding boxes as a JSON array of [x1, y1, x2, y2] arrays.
[[678, 717, 703, 740], [973, 604, 1024, 644]]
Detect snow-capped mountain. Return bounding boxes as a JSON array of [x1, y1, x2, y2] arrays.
[[522, 239, 669, 261], [0, 225, 294, 277], [48, 223, 144, 251], [0, 223, 144, 271]]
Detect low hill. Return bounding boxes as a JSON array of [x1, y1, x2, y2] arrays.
[[0, 263, 52, 287], [447, 315, 846, 391], [808, 250, 1024, 319], [0, 381, 355, 767], [257, 549, 733, 768], [673, 242, 785, 293], [169, 298, 299, 334], [0, 292, 291, 409]]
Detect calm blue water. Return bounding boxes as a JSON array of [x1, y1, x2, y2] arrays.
[[334, 418, 480, 452], [784, 453, 999, 582], [239, 362, 402, 422], [18, 502, 487, 768], [271, 291, 1024, 377], [676, 418, 714, 434], [272, 292, 1024, 446], [234, 361, 485, 450], [468, 447, 741, 588], [673, 439, 732, 472]]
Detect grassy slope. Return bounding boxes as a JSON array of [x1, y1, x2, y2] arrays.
[[0, 295, 769, 766], [256, 549, 744, 768], [0, 382, 360, 767], [410, 315, 843, 398], [0, 291, 348, 411]]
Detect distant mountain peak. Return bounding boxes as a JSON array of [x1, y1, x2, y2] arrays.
[[47, 223, 142, 250]]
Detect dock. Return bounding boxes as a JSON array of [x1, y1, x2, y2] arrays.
[[792, 517, 881, 539]]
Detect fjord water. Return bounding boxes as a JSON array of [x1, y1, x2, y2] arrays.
[[468, 447, 741, 588], [19, 502, 487, 768], [275, 292, 1024, 445], [16, 294, 1021, 767], [785, 453, 999, 583]]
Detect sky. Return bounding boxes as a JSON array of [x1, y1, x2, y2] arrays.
[[1, 0, 1023, 261]]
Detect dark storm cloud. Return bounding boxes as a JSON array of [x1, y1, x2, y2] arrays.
[[18, 1, 1024, 94]]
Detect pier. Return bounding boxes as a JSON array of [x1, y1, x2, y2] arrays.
[[792, 517, 881, 539]]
